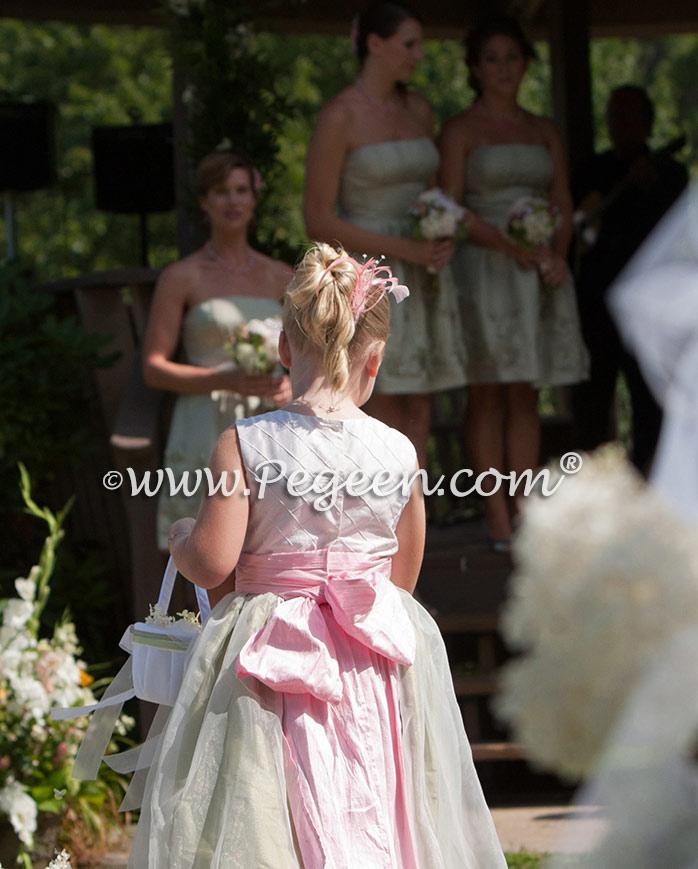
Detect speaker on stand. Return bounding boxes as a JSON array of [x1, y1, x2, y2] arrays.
[[0, 99, 57, 260], [91, 123, 175, 267]]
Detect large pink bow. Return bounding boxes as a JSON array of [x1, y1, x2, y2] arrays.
[[235, 551, 415, 703]]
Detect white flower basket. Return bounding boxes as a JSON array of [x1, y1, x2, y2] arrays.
[[128, 559, 211, 707]]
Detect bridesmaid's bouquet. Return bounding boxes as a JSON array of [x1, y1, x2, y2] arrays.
[[409, 188, 469, 290], [506, 196, 562, 291], [226, 316, 282, 374]]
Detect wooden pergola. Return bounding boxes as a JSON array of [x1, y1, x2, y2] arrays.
[[7, 0, 698, 175]]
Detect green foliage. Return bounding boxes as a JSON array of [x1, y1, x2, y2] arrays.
[[166, 0, 299, 260], [0, 19, 175, 277], [0, 260, 113, 516], [0, 19, 696, 279]]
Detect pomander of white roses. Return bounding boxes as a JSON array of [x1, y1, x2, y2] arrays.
[[495, 445, 698, 780]]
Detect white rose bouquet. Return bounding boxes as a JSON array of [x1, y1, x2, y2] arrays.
[[409, 188, 469, 286], [226, 316, 282, 375], [506, 196, 562, 291]]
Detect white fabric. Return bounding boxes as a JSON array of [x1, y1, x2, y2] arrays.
[[610, 185, 698, 523], [129, 411, 506, 868]]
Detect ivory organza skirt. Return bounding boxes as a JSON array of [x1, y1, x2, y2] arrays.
[[128, 586, 505, 868]]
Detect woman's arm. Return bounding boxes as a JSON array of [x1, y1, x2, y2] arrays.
[[304, 99, 452, 272], [168, 426, 249, 590], [142, 262, 283, 398], [535, 117, 574, 286], [438, 116, 539, 270], [391, 466, 426, 594]]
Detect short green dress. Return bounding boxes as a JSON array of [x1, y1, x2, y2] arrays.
[[451, 143, 589, 386], [156, 295, 282, 549], [338, 137, 468, 394]]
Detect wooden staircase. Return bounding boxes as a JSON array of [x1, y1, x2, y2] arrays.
[[418, 521, 525, 765]]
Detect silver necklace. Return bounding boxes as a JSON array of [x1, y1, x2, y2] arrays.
[[205, 241, 254, 275]]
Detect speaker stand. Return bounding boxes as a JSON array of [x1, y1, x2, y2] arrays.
[[138, 211, 149, 267], [4, 192, 17, 260]]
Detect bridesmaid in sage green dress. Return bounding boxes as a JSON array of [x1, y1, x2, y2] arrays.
[[439, 14, 588, 551], [304, 1, 467, 469], [143, 150, 292, 550]]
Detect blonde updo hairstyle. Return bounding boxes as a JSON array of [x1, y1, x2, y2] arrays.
[[283, 243, 390, 392]]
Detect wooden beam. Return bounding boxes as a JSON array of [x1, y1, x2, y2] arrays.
[[547, 0, 594, 176]]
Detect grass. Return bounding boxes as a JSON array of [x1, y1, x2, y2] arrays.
[[505, 852, 588, 868], [506, 850, 547, 867]]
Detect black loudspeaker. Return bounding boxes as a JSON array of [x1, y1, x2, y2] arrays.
[[0, 101, 57, 192], [92, 122, 175, 214]]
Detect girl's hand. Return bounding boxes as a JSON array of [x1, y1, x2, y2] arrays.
[[537, 247, 569, 286], [168, 517, 195, 555]]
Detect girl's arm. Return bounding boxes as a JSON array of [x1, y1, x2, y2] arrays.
[[304, 99, 452, 272], [391, 466, 426, 594], [168, 426, 249, 590], [438, 116, 539, 270]]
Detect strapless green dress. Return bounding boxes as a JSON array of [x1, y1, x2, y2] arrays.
[[156, 295, 282, 549], [338, 137, 467, 394], [451, 143, 589, 385]]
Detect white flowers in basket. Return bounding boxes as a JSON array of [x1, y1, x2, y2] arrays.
[[128, 559, 210, 708], [495, 446, 698, 780]]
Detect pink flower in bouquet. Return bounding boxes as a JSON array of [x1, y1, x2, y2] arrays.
[[506, 196, 562, 291], [227, 316, 282, 374]]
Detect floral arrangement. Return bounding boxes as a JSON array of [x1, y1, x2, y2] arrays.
[[409, 188, 469, 244], [506, 195, 562, 290], [0, 850, 73, 869], [226, 316, 282, 375], [495, 446, 698, 780], [0, 466, 132, 867]]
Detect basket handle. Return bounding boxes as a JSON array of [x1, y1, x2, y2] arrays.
[[157, 557, 212, 623]]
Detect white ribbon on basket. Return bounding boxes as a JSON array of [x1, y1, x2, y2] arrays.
[[51, 558, 210, 808]]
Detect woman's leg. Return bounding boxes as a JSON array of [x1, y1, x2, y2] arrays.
[[465, 383, 511, 542], [365, 393, 432, 469], [504, 382, 540, 521]]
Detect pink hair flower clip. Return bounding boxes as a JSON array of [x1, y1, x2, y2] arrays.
[[318, 254, 410, 321]]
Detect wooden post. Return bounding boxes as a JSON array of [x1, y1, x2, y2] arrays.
[[546, 0, 595, 176]]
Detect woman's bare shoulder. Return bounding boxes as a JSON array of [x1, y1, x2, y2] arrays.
[[254, 252, 294, 300]]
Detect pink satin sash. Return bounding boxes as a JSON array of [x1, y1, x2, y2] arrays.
[[235, 550, 416, 703]]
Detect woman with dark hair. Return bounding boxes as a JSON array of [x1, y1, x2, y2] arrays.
[[439, 14, 588, 551], [143, 149, 292, 549], [304, 1, 467, 468]]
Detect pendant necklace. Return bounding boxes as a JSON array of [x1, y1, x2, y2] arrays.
[[205, 241, 254, 276]]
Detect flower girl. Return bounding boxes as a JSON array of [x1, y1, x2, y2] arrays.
[[129, 243, 506, 867]]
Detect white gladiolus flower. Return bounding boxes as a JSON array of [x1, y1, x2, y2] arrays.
[[496, 446, 698, 779], [14, 577, 35, 603], [3, 600, 33, 631], [0, 780, 37, 847]]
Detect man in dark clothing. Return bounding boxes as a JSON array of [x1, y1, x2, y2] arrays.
[[572, 85, 688, 472]]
